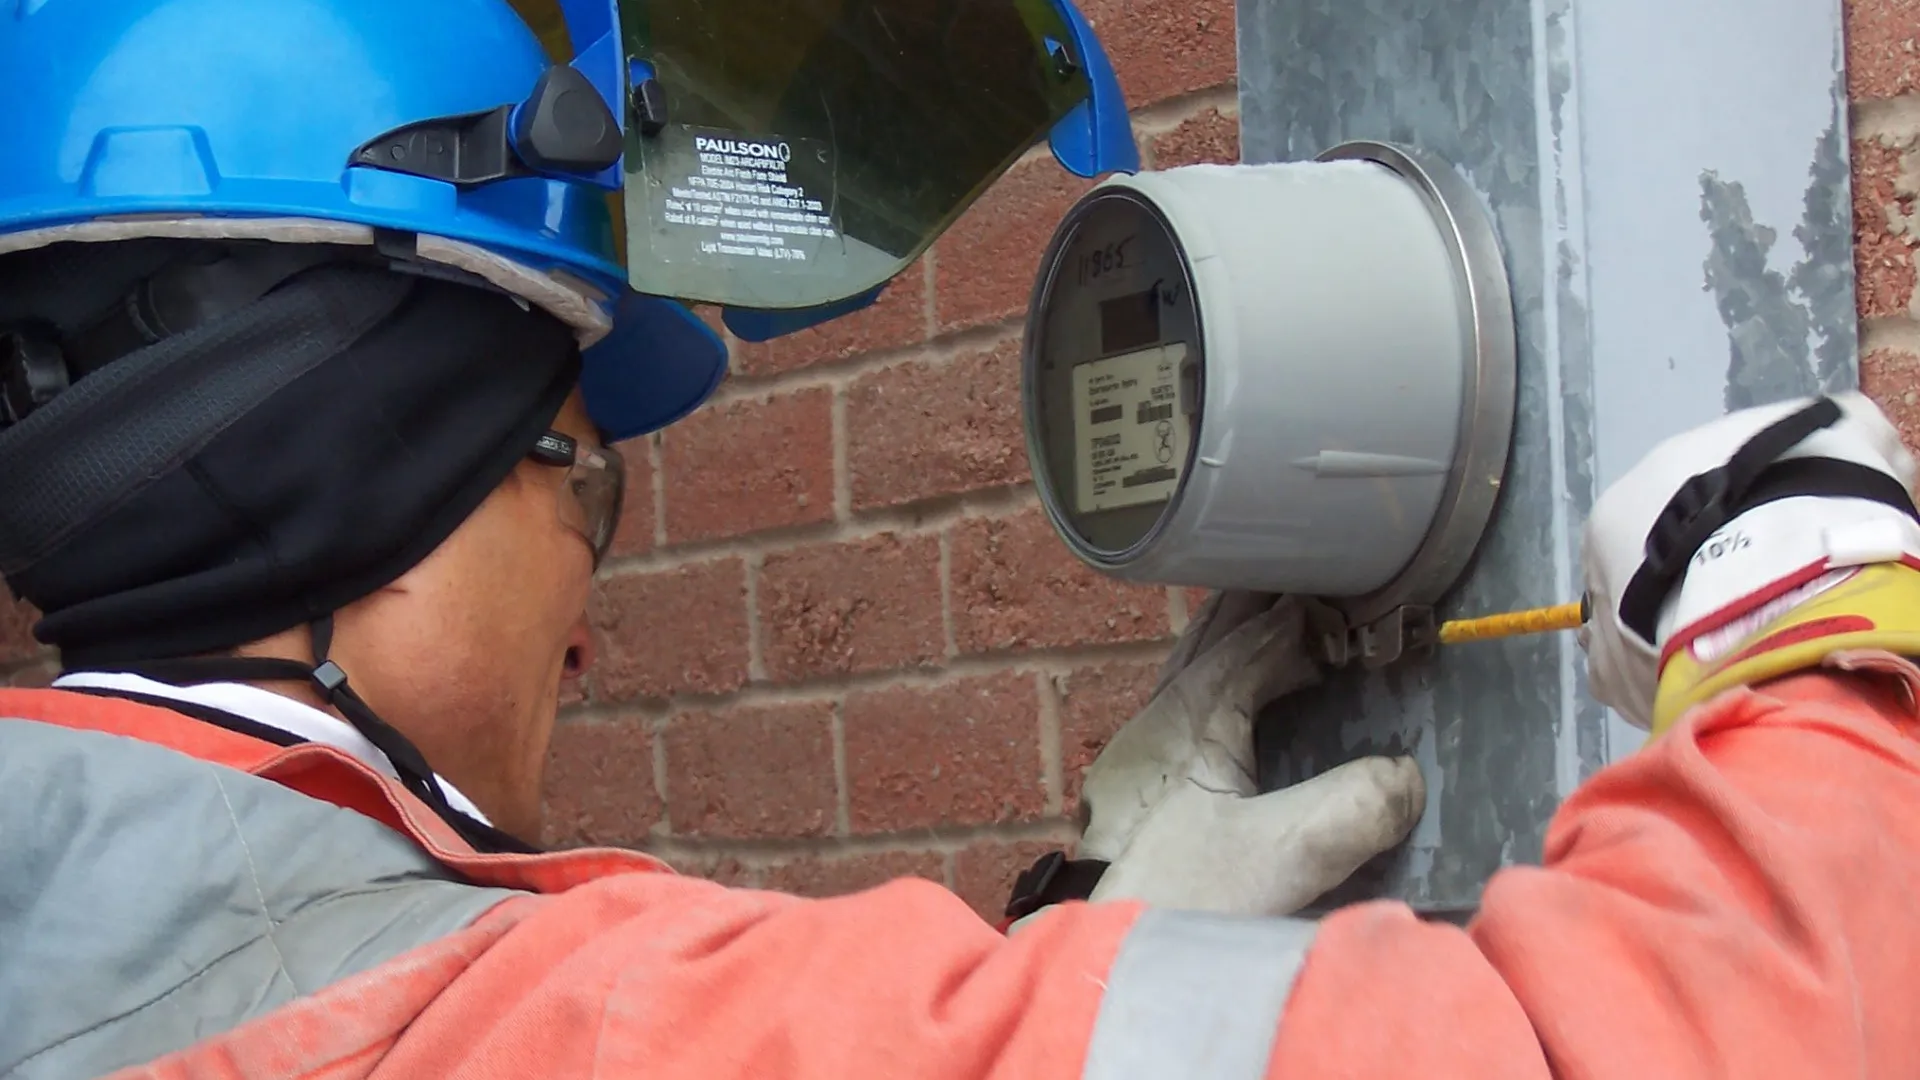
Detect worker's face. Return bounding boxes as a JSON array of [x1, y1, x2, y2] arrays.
[[331, 387, 603, 841]]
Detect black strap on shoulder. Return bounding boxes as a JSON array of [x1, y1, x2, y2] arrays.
[[1618, 398, 1920, 641], [63, 683, 306, 749], [97, 616, 539, 856], [1004, 850, 1111, 921]]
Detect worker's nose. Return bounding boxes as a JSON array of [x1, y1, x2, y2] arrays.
[[563, 614, 596, 679]]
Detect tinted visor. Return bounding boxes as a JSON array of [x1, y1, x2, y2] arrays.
[[621, 0, 1092, 310]]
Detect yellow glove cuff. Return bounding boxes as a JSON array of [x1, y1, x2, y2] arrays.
[[1653, 562, 1920, 735]]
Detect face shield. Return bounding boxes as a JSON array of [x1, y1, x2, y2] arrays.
[[328, 0, 1136, 439], [377, 0, 1137, 328], [614, 0, 1123, 312]]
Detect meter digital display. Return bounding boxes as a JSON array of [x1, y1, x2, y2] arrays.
[[1098, 288, 1162, 354]]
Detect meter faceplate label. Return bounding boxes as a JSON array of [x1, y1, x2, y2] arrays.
[[1071, 343, 1190, 515]]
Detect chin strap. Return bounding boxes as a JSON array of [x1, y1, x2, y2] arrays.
[[101, 615, 539, 855]]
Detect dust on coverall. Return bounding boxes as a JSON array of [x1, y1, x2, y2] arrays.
[[1, 662, 1916, 1079]]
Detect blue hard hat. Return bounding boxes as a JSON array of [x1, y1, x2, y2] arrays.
[[0, 0, 1138, 441]]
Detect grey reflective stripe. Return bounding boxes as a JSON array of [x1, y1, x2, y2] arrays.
[[1083, 909, 1318, 1080], [0, 718, 524, 1080]]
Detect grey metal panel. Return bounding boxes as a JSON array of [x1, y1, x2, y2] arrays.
[[1574, 0, 1855, 761], [1242, 0, 1851, 910]]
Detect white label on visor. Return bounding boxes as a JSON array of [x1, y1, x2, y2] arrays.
[[1072, 343, 1189, 515], [655, 127, 837, 268]]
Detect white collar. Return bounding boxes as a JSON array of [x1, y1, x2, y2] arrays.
[[51, 670, 492, 825]]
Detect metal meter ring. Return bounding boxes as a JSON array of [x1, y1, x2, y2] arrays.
[[1317, 141, 1518, 626]]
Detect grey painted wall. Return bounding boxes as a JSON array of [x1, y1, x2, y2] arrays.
[[1242, 0, 1853, 911]]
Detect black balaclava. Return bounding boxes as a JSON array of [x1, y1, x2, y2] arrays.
[[0, 238, 582, 852]]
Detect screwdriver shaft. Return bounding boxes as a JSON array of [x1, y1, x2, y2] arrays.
[[1436, 598, 1588, 645]]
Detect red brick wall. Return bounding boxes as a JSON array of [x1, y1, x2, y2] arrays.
[[544, 5, 1243, 919], [7, 0, 1920, 921], [1850, 0, 1920, 436]]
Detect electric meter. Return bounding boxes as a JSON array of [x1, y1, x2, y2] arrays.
[[1021, 141, 1517, 628]]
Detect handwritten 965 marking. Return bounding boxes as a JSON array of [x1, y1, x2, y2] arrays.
[[1076, 236, 1134, 286]]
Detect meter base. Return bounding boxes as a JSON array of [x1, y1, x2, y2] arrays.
[[1307, 601, 1439, 670]]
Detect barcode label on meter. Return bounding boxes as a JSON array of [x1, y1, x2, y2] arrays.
[[1071, 343, 1190, 515]]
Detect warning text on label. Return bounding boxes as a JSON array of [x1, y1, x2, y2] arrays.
[[658, 132, 835, 263]]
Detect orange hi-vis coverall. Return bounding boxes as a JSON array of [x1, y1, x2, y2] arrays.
[[3, 664, 1918, 1080]]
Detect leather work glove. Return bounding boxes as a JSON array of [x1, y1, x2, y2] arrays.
[[1006, 592, 1425, 922], [1582, 391, 1920, 735]]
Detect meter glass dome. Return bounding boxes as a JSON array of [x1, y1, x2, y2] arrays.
[[1026, 190, 1202, 560]]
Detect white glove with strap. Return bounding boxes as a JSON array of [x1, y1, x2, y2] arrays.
[[1583, 391, 1920, 734], [1004, 593, 1424, 922]]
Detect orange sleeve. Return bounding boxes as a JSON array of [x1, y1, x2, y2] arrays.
[[1273, 668, 1920, 1078], [366, 869, 1144, 1080], [118, 671, 1920, 1080]]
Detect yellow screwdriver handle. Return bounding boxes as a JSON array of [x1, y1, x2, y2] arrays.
[[1436, 597, 1589, 646]]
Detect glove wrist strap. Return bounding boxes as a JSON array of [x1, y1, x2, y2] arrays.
[[1626, 451, 1916, 640], [1003, 851, 1109, 922], [1620, 397, 1920, 642]]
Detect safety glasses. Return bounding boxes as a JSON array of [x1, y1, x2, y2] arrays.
[[529, 430, 625, 565]]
